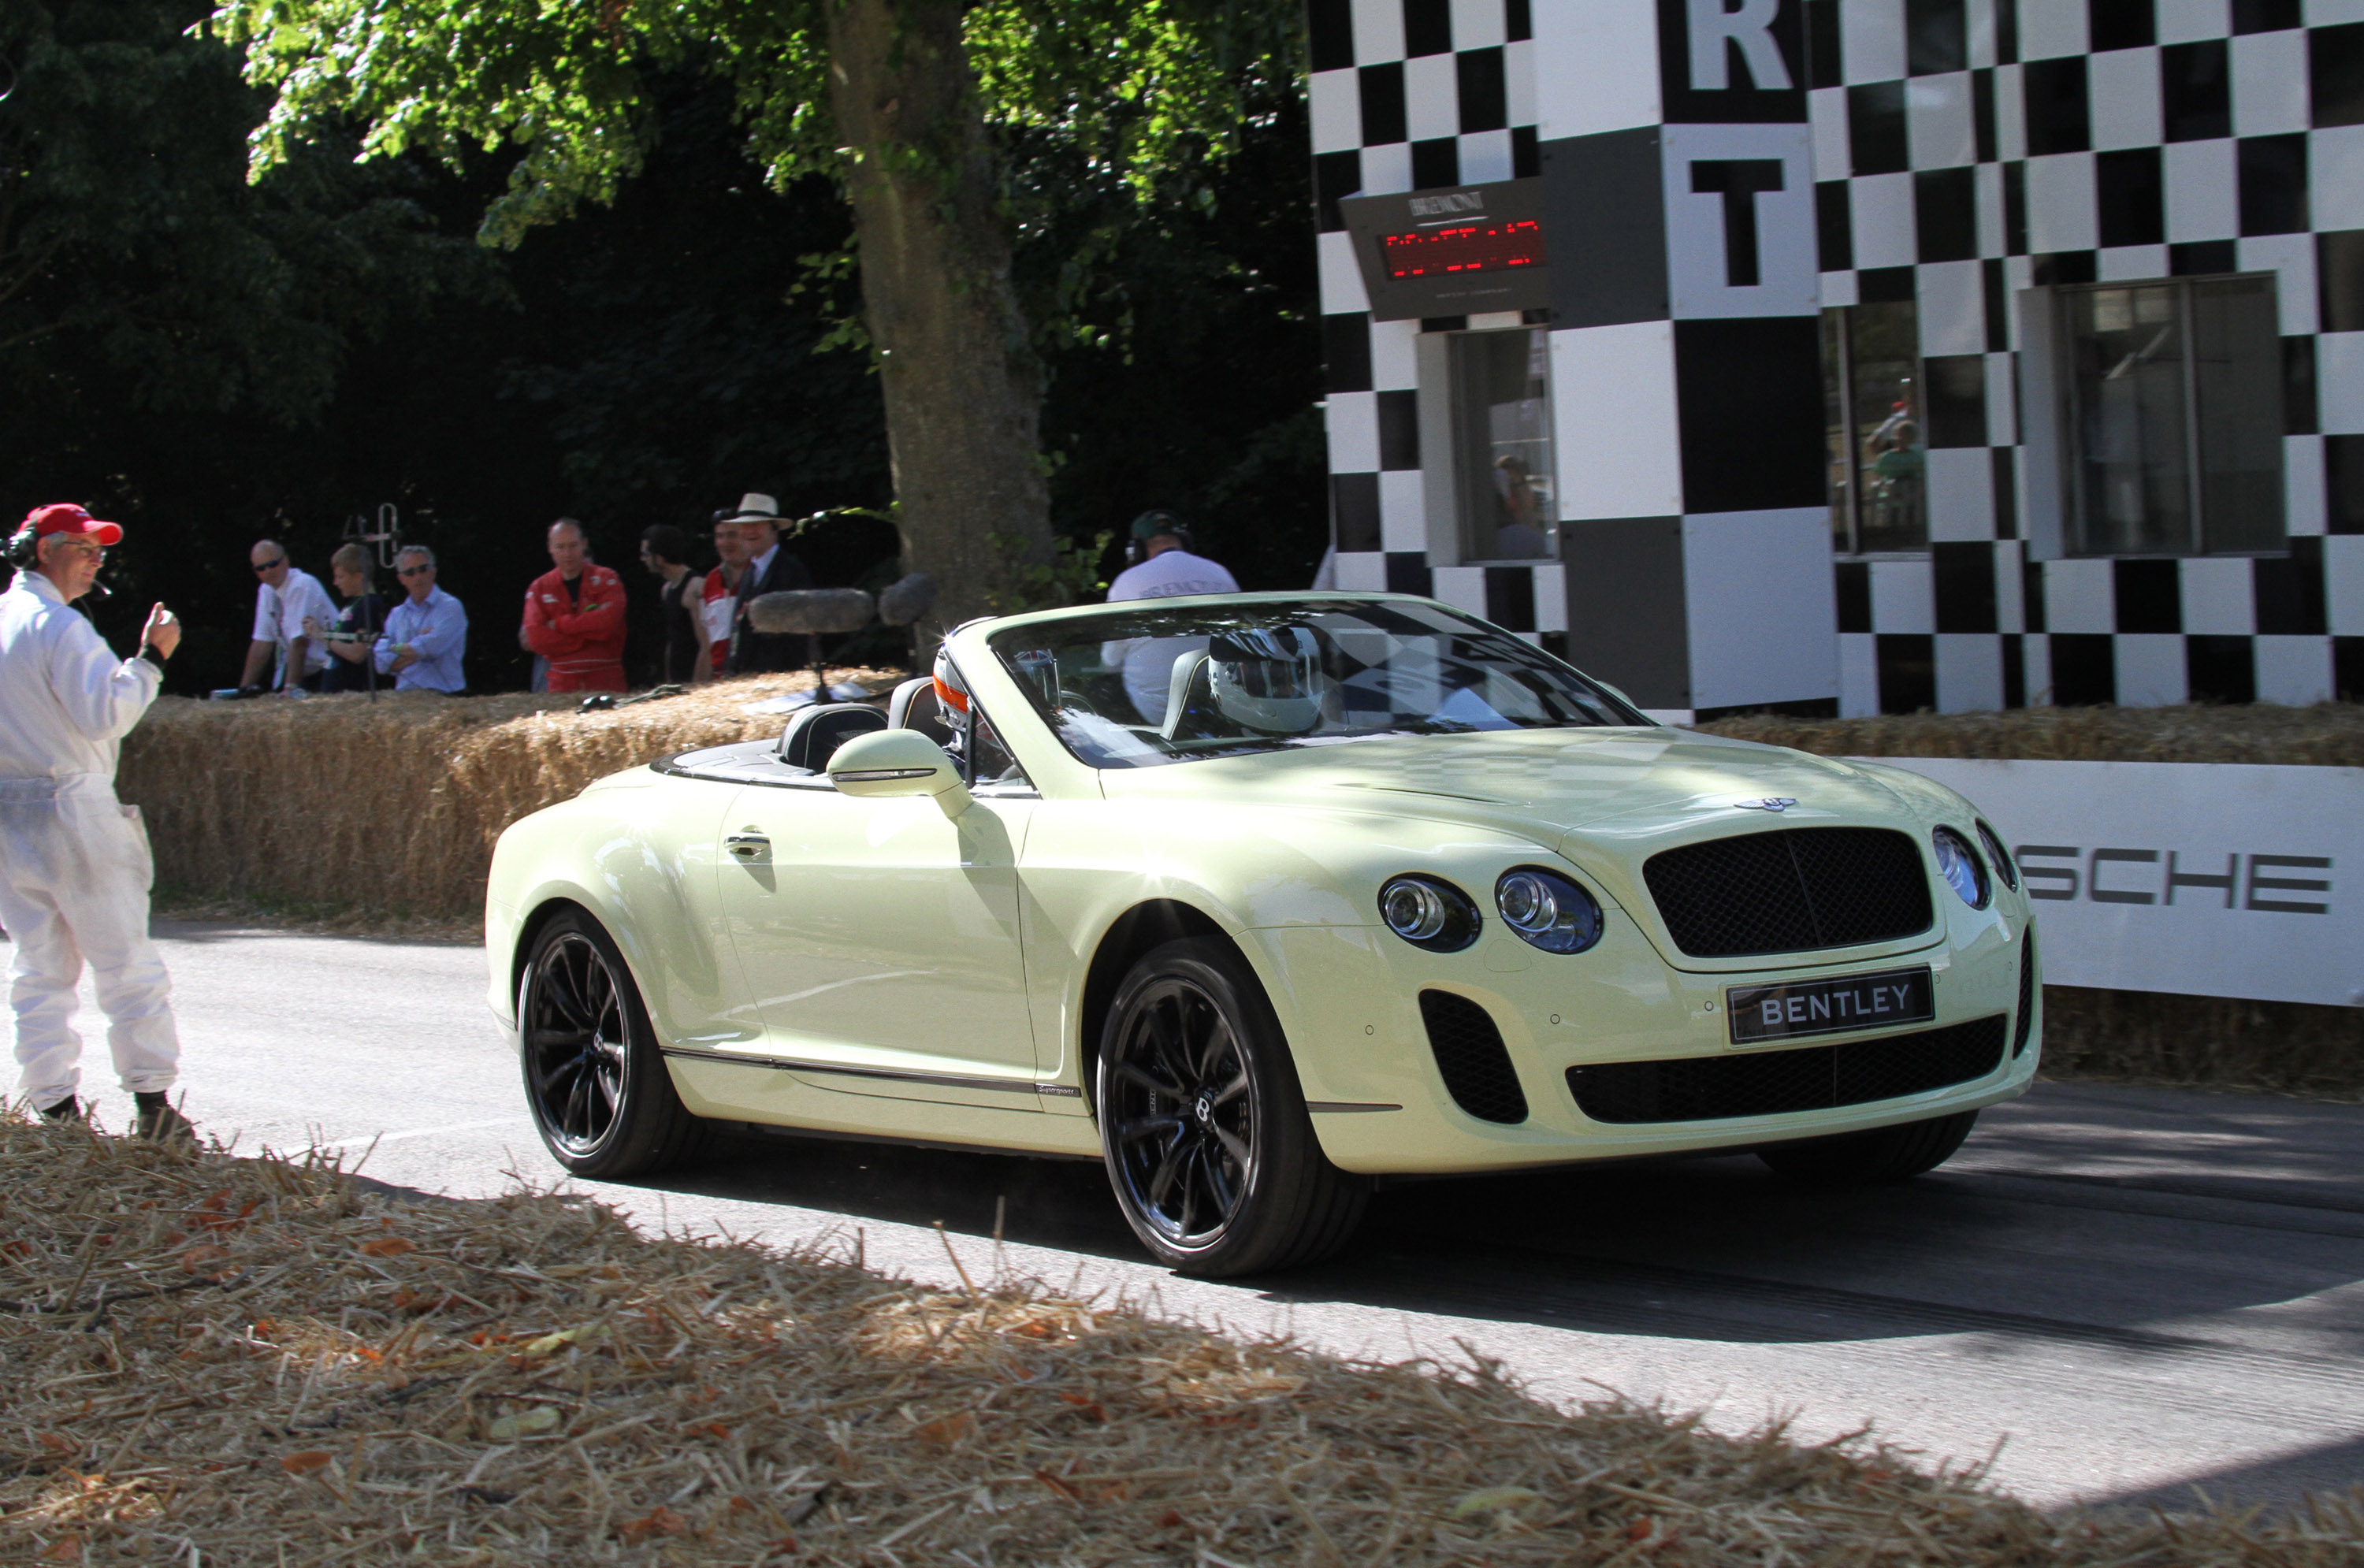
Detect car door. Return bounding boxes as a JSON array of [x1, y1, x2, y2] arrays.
[[712, 740, 1040, 1109]]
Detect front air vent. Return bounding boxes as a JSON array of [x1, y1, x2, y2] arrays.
[[2013, 934, 2038, 1058], [1418, 990, 1528, 1124], [1644, 827, 1934, 958], [1567, 1016, 2007, 1124]]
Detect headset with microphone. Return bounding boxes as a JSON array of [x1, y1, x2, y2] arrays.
[[1125, 508, 1195, 567], [8, 518, 113, 599]]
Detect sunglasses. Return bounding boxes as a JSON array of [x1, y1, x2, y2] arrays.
[[254, 557, 287, 574], [396, 565, 433, 577]]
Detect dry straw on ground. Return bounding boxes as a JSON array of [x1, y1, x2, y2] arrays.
[[4, 1117, 2360, 1566], [120, 672, 905, 923]]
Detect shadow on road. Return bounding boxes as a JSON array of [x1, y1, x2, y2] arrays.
[[2085, 1433, 2364, 1518], [611, 1098, 2364, 1358]]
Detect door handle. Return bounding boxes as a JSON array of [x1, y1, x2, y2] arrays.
[[726, 833, 771, 860]]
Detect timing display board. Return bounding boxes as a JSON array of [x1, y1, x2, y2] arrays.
[[1340, 177, 1550, 322]]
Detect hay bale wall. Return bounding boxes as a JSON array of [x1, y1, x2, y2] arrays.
[[117, 674, 899, 921], [118, 694, 2364, 1094], [1696, 702, 2364, 1097], [1694, 701, 2364, 766]]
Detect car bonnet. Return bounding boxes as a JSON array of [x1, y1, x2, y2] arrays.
[[1093, 726, 1912, 845]]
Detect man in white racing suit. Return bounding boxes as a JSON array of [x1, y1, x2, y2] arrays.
[[0, 504, 191, 1139]]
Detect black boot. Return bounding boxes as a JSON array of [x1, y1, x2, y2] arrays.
[[134, 1091, 194, 1144], [35, 1095, 81, 1124]]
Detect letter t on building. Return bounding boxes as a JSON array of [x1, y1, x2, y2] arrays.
[[1691, 160, 1786, 286]]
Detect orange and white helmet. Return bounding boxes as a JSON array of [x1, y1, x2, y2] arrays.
[[931, 644, 972, 743]]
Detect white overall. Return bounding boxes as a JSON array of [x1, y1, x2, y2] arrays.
[[0, 571, 177, 1108]]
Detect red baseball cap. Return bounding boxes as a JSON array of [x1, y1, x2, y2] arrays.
[[24, 503, 123, 547]]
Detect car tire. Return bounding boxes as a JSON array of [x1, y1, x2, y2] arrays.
[[1096, 937, 1368, 1277], [1756, 1109, 1979, 1184], [518, 908, 709, 1180]]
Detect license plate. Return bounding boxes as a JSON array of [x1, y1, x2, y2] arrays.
[[1726, 966, 1934, 1046]]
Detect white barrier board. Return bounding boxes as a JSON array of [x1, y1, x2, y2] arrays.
[[1860, 759, 2361, 1008]]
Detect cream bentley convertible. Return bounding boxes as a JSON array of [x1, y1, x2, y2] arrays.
[[485, 593, 2039, 1276]]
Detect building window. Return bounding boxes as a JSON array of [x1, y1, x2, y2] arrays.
[[1823, 301, 1925, 556], [1449, 328, 1556, 560], [2057, 275, 2284, 556]]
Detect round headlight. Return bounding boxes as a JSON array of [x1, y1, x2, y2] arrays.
[[1976, 820, 2017, 891], [1377, 875, 1481, 952], [1931, 827, 1990, 908], [1495, 868, 1604, 954]]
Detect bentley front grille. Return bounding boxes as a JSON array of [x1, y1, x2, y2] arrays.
[[1643, 827, 1933, 958], [1565, 1015, 2007, 1124], [1418, 990, 1528, 1124]]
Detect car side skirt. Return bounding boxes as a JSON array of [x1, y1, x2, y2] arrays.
[[663, 1051, 1103, 1159]]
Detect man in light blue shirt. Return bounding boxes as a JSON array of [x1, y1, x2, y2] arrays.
[[374, 545, 469, 693]]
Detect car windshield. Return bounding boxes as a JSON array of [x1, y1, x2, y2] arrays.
[[986, 598, 1648, 769]]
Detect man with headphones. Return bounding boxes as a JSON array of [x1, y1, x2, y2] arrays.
[[0, 505, 192, 1139], [1105, 509, 1238, 604], [1102, 510, 1241, 723]]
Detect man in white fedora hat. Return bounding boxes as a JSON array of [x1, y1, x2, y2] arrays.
[[713, 492, 816, 675]]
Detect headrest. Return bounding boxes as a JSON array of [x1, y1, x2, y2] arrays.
[[778, 703, 887, 770], [886, 676, 934, 730]]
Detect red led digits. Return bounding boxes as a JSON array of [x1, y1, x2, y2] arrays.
[[1381, 218, 1547, 280]]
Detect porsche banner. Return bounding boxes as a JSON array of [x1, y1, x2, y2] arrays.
[[1863, 759, 2362, 1009]]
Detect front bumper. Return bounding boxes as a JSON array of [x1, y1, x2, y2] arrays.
[[1248, 908, 2037, 1176]]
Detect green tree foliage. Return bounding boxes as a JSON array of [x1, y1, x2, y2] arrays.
[[1014, 67, 1324, 593], [0, 0, 481, 422], [0, 9, 1323, 693], [213, 0, 1301, 630]]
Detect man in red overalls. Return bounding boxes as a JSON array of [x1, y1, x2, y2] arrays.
[[521, 518, 627, 693]]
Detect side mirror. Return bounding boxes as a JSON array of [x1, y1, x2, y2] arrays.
[[826, 728, 972, 818]]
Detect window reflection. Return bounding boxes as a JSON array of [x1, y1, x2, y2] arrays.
[[2061, 275, 2283, 557], [1451, 329, 1556, 559], [993, 600, 1645, 771], [1824, 300, 1925, 555]]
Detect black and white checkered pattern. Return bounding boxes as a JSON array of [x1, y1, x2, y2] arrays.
[[1313, 0, 2364, 719]]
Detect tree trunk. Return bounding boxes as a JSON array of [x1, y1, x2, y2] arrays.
[[826, 0, 1054, 642]]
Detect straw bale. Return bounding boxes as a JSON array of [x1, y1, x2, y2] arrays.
[[3, 1113, 2359, 1566], [1693, 701, 2364, 767], [117, 672, 906, 923], [2038, 987, 2364, 1100]]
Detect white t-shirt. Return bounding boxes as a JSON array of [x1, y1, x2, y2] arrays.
[[251, 567, 337, 687], [1106, 548, 1239, 604], [1102, 550, 1239, 723]]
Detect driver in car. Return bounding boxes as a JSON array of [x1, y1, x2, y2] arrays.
[[931, 646, 1026, 786], [1172, 626, 1333, 741]]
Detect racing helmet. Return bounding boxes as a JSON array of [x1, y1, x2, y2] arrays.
[[1206, 625, 1329, 736], [931, 644, 972, 750]]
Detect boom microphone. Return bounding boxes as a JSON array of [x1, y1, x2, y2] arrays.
[[876, 572, 938, 628], [1, 523, 105, 596], [745, 589, 876, 637]]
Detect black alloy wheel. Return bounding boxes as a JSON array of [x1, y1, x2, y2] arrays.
[[1097, 938, 1367, 1276], [519, 909, 708, 1179]]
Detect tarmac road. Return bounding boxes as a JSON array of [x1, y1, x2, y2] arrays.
[[17, 920, 2364, 1515]]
